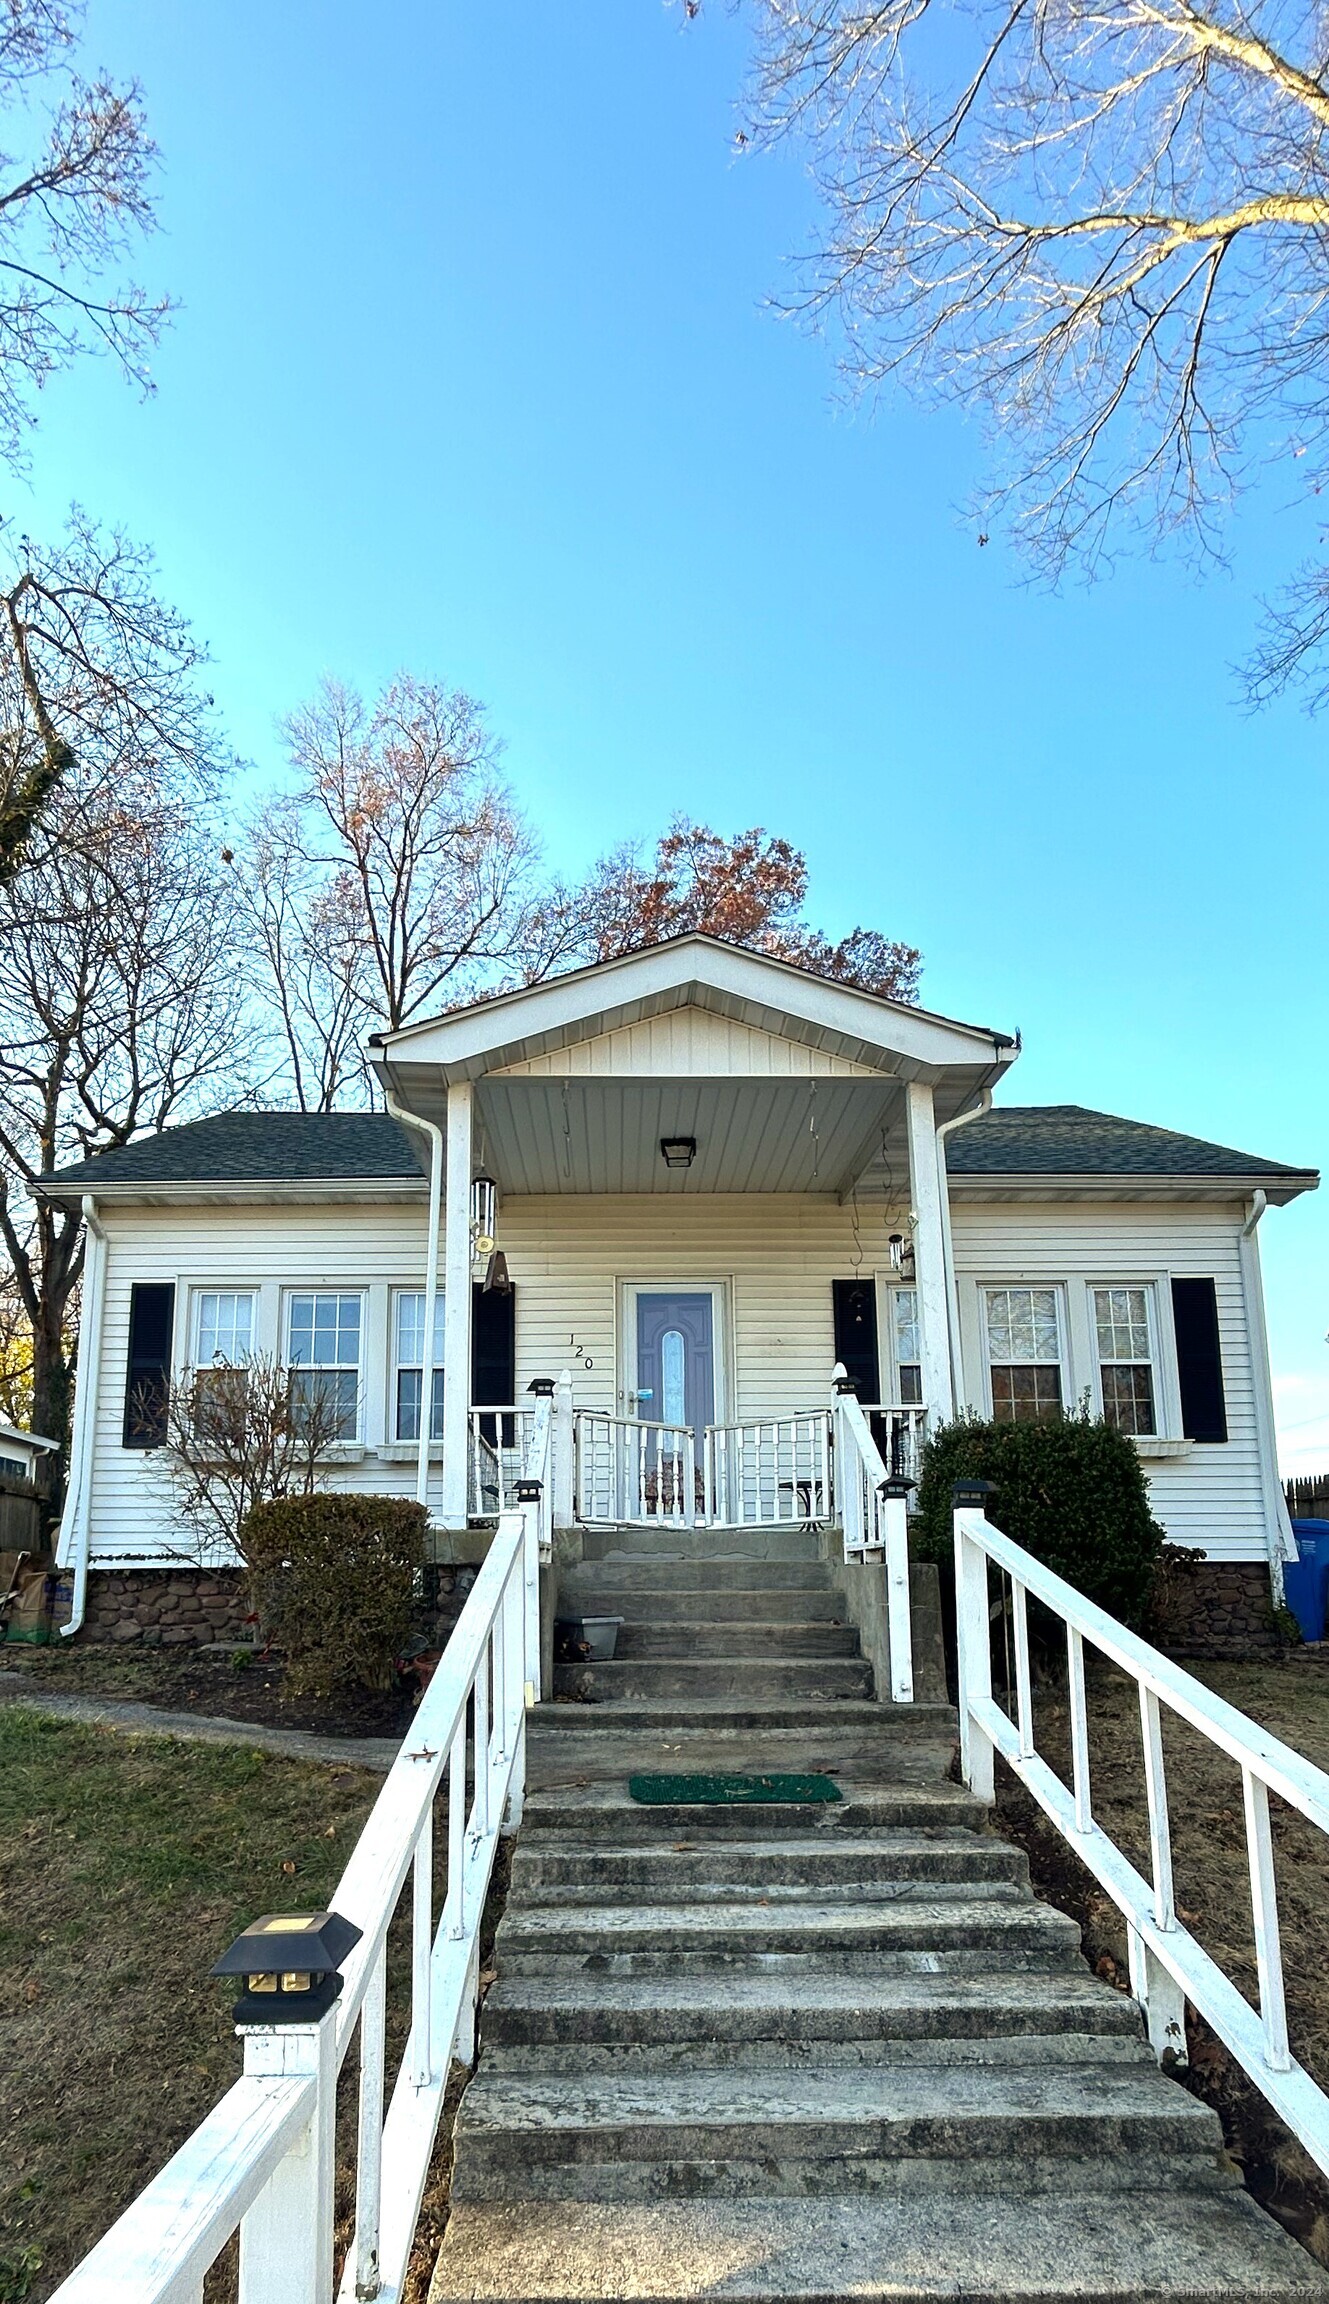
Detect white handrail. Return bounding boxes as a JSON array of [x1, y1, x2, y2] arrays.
[[831, 1365, 913, 1702], [51, 1491, 546, 2304], [702, 1412, 832, 1528], [573, 1410, 696, 1526], [953, 1497, 1329, 2174]]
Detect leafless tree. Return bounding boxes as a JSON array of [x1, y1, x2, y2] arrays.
[[0, 1, 167, 478], [0, 761, 244, 1461], [242, 674, 540, 1101], [0, 513, 220, 877], [727, 0, 1329, 696], [151, 1355, 346, 1568]]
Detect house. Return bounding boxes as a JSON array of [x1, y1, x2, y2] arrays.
[[0, 1420, 58, 1485], [33, 935, 1317, 1648]]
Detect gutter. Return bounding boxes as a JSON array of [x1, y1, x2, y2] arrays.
[[59, 1194, 108, 1637], [385, 1092, 445, 1512], [1238, 1189, 1296, 1595], [934, 1091, 993, 1413]]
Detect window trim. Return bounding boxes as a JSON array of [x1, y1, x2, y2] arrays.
[[283, 1287, 367, 1445], [979, 1282, 1070, 1424], [876, 1277, 924, 1407], [391, 1286, 446, 1444], [1087, 1280, 1163, 1440]]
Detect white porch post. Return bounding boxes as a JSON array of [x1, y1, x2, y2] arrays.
[[905, 1080, 955, 1423], [441, 1080, 474, 1529]]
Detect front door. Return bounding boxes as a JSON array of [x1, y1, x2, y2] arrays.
[[631, 1290, 716, 1440]]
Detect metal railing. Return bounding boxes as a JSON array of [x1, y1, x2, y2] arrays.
[[50, 1482, 550, 2304], [954, 1493, 1329, 2171], [466, 1403, 536, 1517], [703, 1412, 832, 1528], [573, 1410, 696, 1525], [832, 1370, 913, 1702]]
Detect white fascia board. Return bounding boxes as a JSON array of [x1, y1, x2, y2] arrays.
[[946, 1172, 1316, 1207], [28, 1177, 428, 1209], [371, 939, 1016, 1083]]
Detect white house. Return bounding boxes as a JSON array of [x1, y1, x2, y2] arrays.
[[35, 936, 1316, 1639]]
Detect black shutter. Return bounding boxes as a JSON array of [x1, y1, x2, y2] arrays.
[[471, 1283, 516, 1408], [1171, 1278, 1228, 1443], [832, 1279, 880, 1402], [122, 1282, 175, 1448]]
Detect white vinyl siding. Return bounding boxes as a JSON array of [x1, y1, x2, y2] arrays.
[[951, 1199, 1270, 1559]]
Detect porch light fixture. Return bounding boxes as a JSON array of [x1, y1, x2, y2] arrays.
[[952, 1477, 997, 1510], [471, 1175, 499, 1259], [879, 1475, 916, 1504], [660, 1136, 697, 1172], [211, 1909, 362, 2026]]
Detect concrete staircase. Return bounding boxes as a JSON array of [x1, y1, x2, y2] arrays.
[[430, 1527, 1329, 2302]]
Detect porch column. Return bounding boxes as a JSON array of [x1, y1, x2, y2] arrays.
[[440, 1079, 474, 1529], [905, 1080, 955, 1423]]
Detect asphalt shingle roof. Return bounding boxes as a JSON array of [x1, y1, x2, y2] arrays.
[[35, 1103, 1315, 1193], [946, 1104, 1314, 1182]]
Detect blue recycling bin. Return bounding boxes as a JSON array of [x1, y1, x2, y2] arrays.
[[1286, 1520, 1329, 1641]]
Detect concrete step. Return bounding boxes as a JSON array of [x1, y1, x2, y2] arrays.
[[482, 2032, 1157, 2077], [495, 1891, 1082, 1970], [432, 2188, 1329, 2299], [558, 1559, 833, 1596], [509, 1831, 1029, 1897], [574, 1586, 848, 1623], [580, 1528, 824, 1564], [481, 1969, 1143, 2050], [520, 1781, 989, 1833], [550, 1657, 875, 1703], [530, 1697, 940, 1733], [525, 1729, 960, 1790], [613, 1620, 859, 1657], [452, 2058, 1223, 2194]]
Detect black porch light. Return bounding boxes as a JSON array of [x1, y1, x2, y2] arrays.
[[211, 1909, 362, 2026], [952, 1477, 997, 1510], [527, 1377, 555, 1398], [659, 1135, 697, 1171], [879, 1475, 916, 1504], [515, 1478, 543, 1504]]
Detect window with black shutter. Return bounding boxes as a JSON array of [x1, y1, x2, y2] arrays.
[[122, 1283, 175, 1448], [1170, 1277, 1228, 1443]]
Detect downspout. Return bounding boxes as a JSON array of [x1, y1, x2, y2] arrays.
[[385, 1091, 445, 1514], [59, 1193, 107, 1637], [935, 1091, 992, 1416], [1239, 1188, 1294, 1601]]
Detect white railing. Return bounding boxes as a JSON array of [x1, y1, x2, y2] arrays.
[[954, 1494, 1329, 2171], [573, 1410, 697, 1526], [51, 1485, 550, 2304], [466, 1403, 536, 1517], [703, 1412, 832, 1529], [831, 1369, 913, 1702], [859, 1401, 929, 1485]]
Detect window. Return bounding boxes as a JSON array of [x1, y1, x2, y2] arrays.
[[195, 1290, 255, 1367], [889, 1288, 923, 1405], [394, 1290, 445, 1441], [1093, 1287, 1157, 1436], [985, 1287, 1064, 1423], [287, 1291, 362, 1441]]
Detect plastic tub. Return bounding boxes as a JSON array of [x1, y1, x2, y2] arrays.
[[555, 1615, 624, 1662]]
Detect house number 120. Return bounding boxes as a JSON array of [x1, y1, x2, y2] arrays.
[[568, 1332, 594, 1370]]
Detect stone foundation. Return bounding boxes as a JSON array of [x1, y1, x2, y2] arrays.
[[1155, 1556, 1281, 1659], [81, 1568, 250, 1648]]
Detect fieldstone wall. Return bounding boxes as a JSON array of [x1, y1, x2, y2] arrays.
[[1156, 1558, 1280, 1659], [81, 1568, 250, 1647]]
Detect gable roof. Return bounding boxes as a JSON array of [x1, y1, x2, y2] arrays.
[[31, 1101, 1317, 1202], [947, 1105, 1317, 1201]]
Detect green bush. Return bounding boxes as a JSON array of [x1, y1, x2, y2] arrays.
[[914, 1409, 1166, 1630], [240, 1493, 428, 1697]]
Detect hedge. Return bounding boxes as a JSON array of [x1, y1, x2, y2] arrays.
[[913, 1409, 1166, 1631], [241, 1493, 428, 1697]]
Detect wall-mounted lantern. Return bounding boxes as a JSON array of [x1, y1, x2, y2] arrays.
[[211, 1909, 362, 2026]]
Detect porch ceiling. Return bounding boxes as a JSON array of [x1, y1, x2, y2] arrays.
[[475, 1075, 914, 1196]]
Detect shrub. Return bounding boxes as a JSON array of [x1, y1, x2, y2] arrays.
[[241, 1493, 428, 1697], [914, 1408, 1166, 1631]]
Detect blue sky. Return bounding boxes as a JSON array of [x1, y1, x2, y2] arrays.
[[19, 1, 1329, 1465]]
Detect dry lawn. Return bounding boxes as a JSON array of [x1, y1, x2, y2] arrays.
[[995, 1647, 1329, 2261]]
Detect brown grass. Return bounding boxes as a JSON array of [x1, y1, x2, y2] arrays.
[[994, 1647, 1329, 2263]]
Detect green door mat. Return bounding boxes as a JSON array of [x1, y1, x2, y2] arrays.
[[628, 1772, 841, 1805]]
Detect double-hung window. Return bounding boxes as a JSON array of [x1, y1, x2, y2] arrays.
[[985, 1287, 1065, 1423], [195, 1290, 255, 1368], [287, 1291, 362, 1442], [1092, 1287, 1158, 1436], [394, 1290, 445, 1441]]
